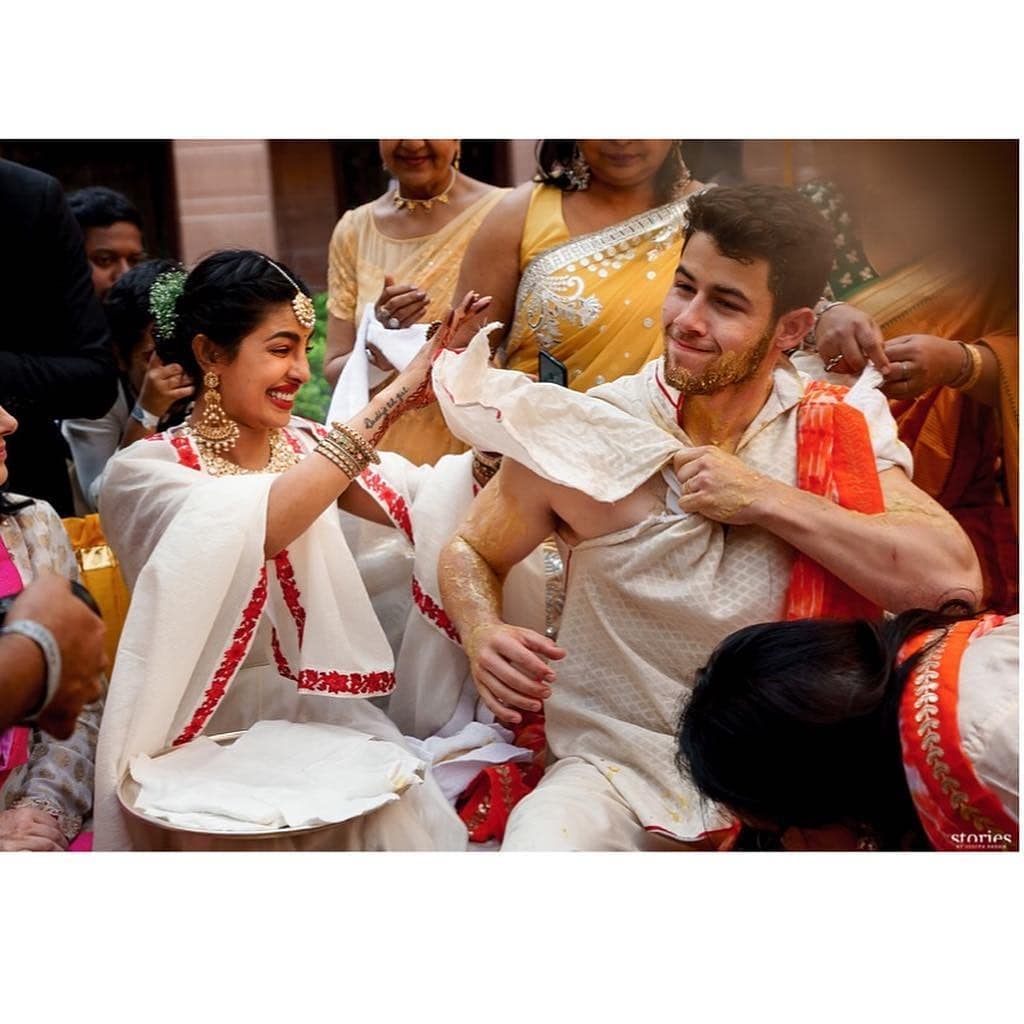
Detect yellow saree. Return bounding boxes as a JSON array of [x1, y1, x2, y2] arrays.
[[327, 188, 507, 464], [847, 260, 1019, 611], [503, 184, 689, 391]]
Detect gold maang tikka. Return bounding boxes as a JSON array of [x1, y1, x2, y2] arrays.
[[259, 256, 316, 330], [192, 371, 240, 452]]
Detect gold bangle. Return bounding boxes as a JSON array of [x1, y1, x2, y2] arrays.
[[314, 435, 368, 477], [327, 421, 381, 465], [321, 430, 372, 472], [952, 343, 983, 391]]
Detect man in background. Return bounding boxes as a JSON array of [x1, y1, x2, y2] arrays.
[[67, 185, 146, 300]]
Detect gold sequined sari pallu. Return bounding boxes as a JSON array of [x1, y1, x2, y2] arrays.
[[504, 184, 690, 391]]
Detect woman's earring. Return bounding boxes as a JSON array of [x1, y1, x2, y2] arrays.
[[192, 371, 240, 452], [565, 143, 592, 191], [453, 146, 461, 172], [669, 141, 693, 199]]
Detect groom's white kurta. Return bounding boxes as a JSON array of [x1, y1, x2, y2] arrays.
[[434, 333, 912, 848]]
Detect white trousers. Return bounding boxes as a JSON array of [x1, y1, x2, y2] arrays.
[[501, 757, 687, 852]]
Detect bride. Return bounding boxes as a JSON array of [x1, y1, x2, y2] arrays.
[[93, 249, 485, 850]]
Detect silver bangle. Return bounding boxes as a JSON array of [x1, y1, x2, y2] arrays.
[[1, 619, 61, 721], [805, 300, 846, 352]]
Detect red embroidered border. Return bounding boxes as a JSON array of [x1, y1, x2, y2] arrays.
[[271, 628, 295, 682], [359, 468, 414, 544], [170, 434, 201, 471], [271, 595, 395, 697], [412, 576, 461, 645], [273, 551, 306, 646], [296, 669, 395, 696], [173, 567, 269, 745], [281, 428, 305, 456]]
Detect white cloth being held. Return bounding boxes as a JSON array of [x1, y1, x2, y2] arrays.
[[432, 326, 681, 502], [327, 303, 428, 424]]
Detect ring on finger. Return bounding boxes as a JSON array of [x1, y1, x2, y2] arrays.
[[824, 353, 843, 372], [387, 316, 401, 330], [902, 360, 912, 379]]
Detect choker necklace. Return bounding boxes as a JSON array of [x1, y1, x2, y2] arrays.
[[188, 426, 301, 477], [392, 167, 457, 212]]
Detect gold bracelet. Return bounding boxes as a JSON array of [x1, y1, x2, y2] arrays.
[[314, 435, 369, 478], [327, 421, 381, 465], [316, 444, 364, 479], [952, 342, 983, 391]]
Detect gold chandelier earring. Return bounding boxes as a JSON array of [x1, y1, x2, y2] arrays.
[[193, 371, 240, 452]]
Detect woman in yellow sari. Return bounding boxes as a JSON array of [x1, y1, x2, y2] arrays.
[[452, 140, 704, 391], [325, 140, 506, 465]]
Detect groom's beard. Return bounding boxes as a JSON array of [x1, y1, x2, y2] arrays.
[[663, 326, 775, 396]]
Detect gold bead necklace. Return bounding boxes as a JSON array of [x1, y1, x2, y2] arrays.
[[188, 426, 301, 477]]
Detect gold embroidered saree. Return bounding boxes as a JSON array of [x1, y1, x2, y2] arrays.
[[503, 185, 689, 391]]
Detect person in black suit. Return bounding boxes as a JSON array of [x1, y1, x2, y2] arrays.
[[0, 158, 118, 516]]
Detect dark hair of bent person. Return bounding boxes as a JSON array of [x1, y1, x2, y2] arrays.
[[683, 184, 834, 319], [156, 249, 312, 385], [534, 139, 686, 205], [676, 600, 977, 850], [67, 185, 143, 231], [104, 258, 183, 366]]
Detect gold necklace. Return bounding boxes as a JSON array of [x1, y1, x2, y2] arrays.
[[188, 426, 301, 477], [392, 167, 457, 212]]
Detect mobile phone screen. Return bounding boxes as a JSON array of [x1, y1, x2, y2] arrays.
[[538, 351, 569, 387]]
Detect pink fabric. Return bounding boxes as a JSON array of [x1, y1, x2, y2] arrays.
[[0, 535, 25, 598], [69, 832, 93, 852], [1, 537, 29, 779]]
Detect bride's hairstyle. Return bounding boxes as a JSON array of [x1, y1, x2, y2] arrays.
[[676, 601, 976, 846], [156, 250, 312, 384]]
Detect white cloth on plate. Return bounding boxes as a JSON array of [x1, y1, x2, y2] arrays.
[[327, 303, 427, 424], [129, 720, 423, 832]]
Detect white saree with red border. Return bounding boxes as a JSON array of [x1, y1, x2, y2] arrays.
[[92, 420, 467, 850]]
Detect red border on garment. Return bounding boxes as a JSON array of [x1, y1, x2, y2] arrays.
[[412, 576, 461, 645], [898, 615, 1017, 851], [273, 551, 306, 646], [172, 567, 269, 745], [358, 468, 414, 544], [170, 434, 201, 471]]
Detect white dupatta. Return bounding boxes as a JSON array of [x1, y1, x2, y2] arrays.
[[93, 427, 395, 849]]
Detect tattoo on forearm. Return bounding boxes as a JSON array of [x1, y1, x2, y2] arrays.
[[364, 386, 408, 444]]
